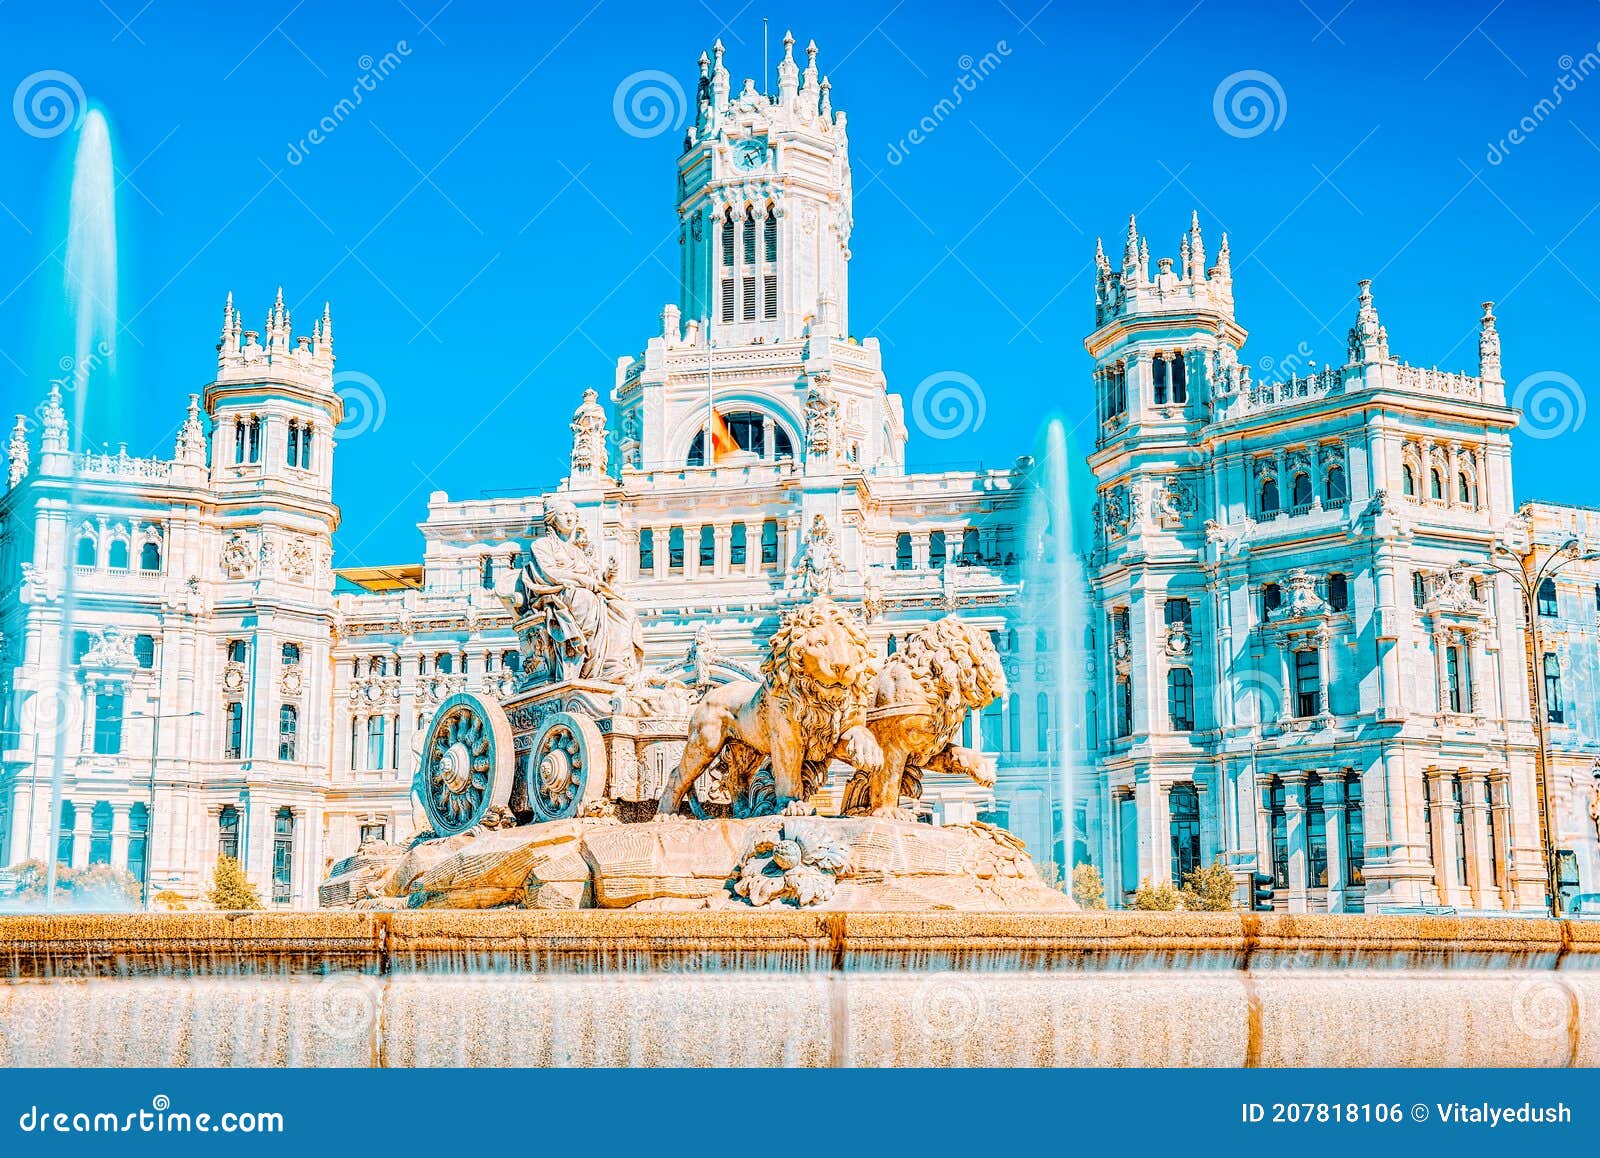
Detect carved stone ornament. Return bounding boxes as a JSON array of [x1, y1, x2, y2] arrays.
[[793, 513, 844, 596], [1164, 621, 1192, 658], [283, 537, 314, 577], [221, 532, 255, 578], [1269, 569, 1330, 622]]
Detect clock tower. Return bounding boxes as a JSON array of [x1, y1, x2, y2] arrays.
[[677, 33, 852, 346]]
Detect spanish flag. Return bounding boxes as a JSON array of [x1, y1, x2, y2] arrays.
[[709, 410, 739, 463]]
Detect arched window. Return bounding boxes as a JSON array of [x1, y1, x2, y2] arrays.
[[886, 634, 898, 656], [730, 522, 747, 567], [1327, 572, 1348, 612], [501, 649, 520, 671], [741, 207, 757, 321], [1457, 472, 1473, 504], [698, 524, 716, 569], [961, 528, 980, 561], [134, 634, 156, 669], [1291, 472, 1313, 508], [638, 527, 654, 572], [107, 537, 129, 570], [278, 704, 299, 761], [762, 204, 778, 320], [1035, 691, 1050, 752], [76, 533, 97, 567], [139, 540, 161, 571], [1537, 576, 1558, 616], [300, 424, 313, 469], [1259, 477, 1279, 516], [668, 526, 685, 571], [218, 804, 239, 860], [287, 419, 300, 466], [1151, 353, 1168, 404], [1324, 465, 1347, 505], [1170, 352, 1188, 403], [742, 205, 756, 263], [480, 556, 494, 590], [1167, 668, 1194, 731], [1402, 464, 1416, 496], [434, 652, 453, 675], [895, 532, 913, 571], [928, 530, 946, 568], [247, 415, 261, 463], [686, 412, 793, 465], [235, 417, 247, 464], [224, 702, 244, 759], [760, 519, 778, 565], [1429, 469, 1443, 500], [1168, 784, 1200, 884], [128, 802, 149, 888]]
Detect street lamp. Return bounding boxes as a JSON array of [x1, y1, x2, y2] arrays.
[[127, 707, 204, 910], [1484, 536, 1600, 917]]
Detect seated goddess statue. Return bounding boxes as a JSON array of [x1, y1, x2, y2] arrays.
[[514, 499, 643, 685]]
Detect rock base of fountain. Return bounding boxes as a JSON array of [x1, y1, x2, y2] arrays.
[[321, 815, 1073, 912]]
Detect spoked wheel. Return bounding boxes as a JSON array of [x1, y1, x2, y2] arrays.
[[420, 693, 515, 836], [525, 712, 609, 822]]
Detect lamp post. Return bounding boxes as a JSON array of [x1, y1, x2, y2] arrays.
[[1486, 536, 1600, 917], [126, 707, 203, 910]]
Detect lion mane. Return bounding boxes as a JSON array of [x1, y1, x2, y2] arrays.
[[760, 598, 878, 766]]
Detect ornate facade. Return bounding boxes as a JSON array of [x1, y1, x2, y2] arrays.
[[1, 37, 1596, 912]]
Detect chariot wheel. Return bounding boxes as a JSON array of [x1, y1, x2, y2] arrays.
[[525, 712, 608, 822], [420, 693, 515, 836]]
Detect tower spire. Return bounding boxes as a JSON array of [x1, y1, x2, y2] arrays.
[[778, 29, 798, 105], [1122, 214, 1140, 274], [1478, 301, 1502, 385], [1188, 211, 1206, 282]]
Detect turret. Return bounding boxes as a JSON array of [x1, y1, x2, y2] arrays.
[[777, 30, 798, 106], [1347, 279, 1389, 366]]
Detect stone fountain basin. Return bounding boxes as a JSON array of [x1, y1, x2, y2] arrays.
[[1, 912, 1595, 1067]]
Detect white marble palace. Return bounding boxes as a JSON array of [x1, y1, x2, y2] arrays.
[[1, 35, 1597, 912]]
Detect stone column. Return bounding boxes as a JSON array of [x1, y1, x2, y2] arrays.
[[111, 802, 130, 870], [1462, 770, 1493, 909], [1489, 770, 1514, 908], [745, 525, 761, 578], [1425, 766, 1456, 905], [1324, 795, 1346, 914], [653, 525, 669, 579], [71, 804, 90, 868], [1282, 771, 1309, 913], [1432, 629, 1451, 714], [711, 523, 730, 578], [1153, 781, 1173, 886], [1134, 777, 1157, 890], [684, 526, 701, 579], [1466, 627, 1487, 716]]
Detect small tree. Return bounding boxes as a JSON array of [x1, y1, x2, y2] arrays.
[[1132, 876, 1181, 911], [1071, 863, 1107, 910], [207, 855, 262, 910], [1180, 859, 1237, 911]]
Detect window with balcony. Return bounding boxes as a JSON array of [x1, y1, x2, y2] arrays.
[[1327, 572, 1349, 612], [139, 541, 161, 571], [92, 692, 124, 755], [1537, 577, 1558, 617], [1259, 477, 1279, 517], [134, 634, 156, 669], [1324, 465, 1347, 505], [1293, 648, 1321, 717], [1291, 472, 1313, 509]]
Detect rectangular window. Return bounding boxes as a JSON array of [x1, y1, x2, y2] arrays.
[[1451, 776, 1468, 885], [1164, 598, 1191, 626], [89, 803, 112, 865], [760, 519, 778, 565], [1343, 776, 1365, 886], [366, 716, 387, 770], [1168, 669, 1194, 732], [92, 692, 124, 755], [1307, 777, 1328, 887], [720, 278, 734, 323], [127, 805, 148, 889], [278, 704, 298, 762], [698, 525, 716, 569], [272, 809, 294, 903], [1269, 782, 1289, 889], [668, 526, 685, 571], [218, 806, 240, 861], [763, 274, 777, 320], [1116, 676, 1133, 738], [638, 528, 654, 572], [1118, 795, 1139, 896], [359, 823, 387, 845], [224, 702, 244, 760], [741, 276, 757, 321], [1543, 653, 1563, 723], [721, 218, 734, 266], [1168, 785, 1201, 885], [729, 522, 747, 566], [763, 212, 777, 262], [282, 642, 301, 666], [1485, 780, 1500, 887], [1294, 649, 1321, 718], [1446, 645, 1462, 713]]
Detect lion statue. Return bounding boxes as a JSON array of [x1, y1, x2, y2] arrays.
[[656, 597, 883, 818], [840, 616, 1006, 818]]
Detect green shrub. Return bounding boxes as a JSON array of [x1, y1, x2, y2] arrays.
[[1131, 876, 1181, 911], [1180, 859, 1238, 911], [1071, 863, 1108, 909], [207, 855, 262, 910]]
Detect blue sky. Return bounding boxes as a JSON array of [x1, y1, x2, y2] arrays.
[[2, 0, 1597, 564]]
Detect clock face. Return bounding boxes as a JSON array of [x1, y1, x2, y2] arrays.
[[735, 140, 767, 170]]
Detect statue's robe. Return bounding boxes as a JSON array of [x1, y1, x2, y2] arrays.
[[517, 535, 640, 683]]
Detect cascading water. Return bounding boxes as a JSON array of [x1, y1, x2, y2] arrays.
[[41, 108, 119, 908], [1019, 418, 1093, 880]]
